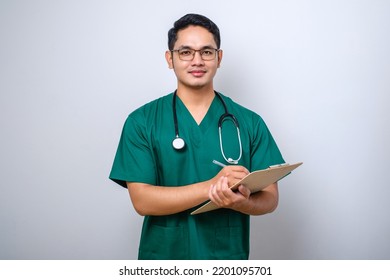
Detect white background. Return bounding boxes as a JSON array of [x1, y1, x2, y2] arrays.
[[1, 0, 389, 259]]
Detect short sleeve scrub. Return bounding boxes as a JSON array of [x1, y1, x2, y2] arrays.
[[110, 92, 284, 259]]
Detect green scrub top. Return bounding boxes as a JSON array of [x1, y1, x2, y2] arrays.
[[110, 92, 284, 259]]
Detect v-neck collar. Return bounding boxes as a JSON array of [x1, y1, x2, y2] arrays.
[[175, 94, 224, 134]]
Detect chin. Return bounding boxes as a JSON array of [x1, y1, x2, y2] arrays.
[[185, 80, 213, 89]]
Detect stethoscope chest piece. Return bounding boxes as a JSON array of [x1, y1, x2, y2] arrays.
[[172, 136, 185, 150]]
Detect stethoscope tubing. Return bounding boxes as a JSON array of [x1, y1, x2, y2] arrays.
[[172, 90, 242, 164]]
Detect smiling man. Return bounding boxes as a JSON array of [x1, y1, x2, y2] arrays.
[[109, 13, 285, 260]]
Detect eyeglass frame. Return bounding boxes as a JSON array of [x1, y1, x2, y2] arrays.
[[170, 47, 220, 61]]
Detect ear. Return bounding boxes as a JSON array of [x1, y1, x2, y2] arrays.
[[165, 50, 174, 69], [217, 49, 223, 68]]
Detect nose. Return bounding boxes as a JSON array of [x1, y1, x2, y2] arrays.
[[191, 50, 205, 65]]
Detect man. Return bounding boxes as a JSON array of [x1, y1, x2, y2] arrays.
[[109, 13, 284, 259]]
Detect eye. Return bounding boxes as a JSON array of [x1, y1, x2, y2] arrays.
[[178, 49, 193, 56], [201, 49, 214, 56]]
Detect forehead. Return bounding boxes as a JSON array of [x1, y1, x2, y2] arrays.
[[174, 25, 217, 49]]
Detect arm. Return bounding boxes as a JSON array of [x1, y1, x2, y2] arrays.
[[209, 176, 279, 215], [127, 165, 249, 216]]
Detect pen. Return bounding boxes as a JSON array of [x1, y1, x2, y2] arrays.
[[212, 160, 226, 168]]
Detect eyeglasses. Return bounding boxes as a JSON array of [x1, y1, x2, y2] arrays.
[[171, 48, 219, 61]]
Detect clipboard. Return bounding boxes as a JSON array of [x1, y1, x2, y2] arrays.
[[191, 162, 303, 215]]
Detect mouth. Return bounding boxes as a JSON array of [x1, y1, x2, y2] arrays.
[[189, 70, 207, 77]]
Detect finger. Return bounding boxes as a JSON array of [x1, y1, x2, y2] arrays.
[[229, 165, 250, 175], [209, 177, 225, 205], [214, 176, 228, 196], [221, 165, 249, 176], [227, 167, 249, 182], [213, 177, 233, 206], [218, 177, 232, 200], [238, 185, 251, 199]]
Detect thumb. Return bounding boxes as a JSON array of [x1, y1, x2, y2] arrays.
[[238, 185, 251, 199]]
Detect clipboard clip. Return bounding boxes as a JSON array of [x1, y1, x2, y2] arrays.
[[269, 163, 290, 169]]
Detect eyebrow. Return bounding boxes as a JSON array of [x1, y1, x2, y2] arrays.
[[176, 44, 217, 50]]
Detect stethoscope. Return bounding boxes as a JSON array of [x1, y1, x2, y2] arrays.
[[172, 90, 243, 164]]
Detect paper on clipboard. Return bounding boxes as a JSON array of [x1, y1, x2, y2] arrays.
[[191, 162, 303, 215]]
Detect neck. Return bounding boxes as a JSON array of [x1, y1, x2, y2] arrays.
[[176, 84, 215, 106]]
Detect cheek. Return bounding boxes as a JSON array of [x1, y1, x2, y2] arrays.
[[171, 59, 185, 70], [208, 65, 219, 77], [172, 63, 190, 77]]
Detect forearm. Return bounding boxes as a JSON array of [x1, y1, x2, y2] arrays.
[[236, 184, 279, 215], [127, 181, 211, 216], [127, 165, 249, 216]]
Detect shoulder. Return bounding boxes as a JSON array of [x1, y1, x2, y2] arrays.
[[219, 93, 264, 124], [129, 93, 172, 119], [218, 93, 273, 143], [120, 93, 172, 135], [124, 93, 172, 125]]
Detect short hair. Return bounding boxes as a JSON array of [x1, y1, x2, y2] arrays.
[[168, 14, 221, 50]]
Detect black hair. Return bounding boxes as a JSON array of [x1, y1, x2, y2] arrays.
[[168, 14, 221, 50]]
